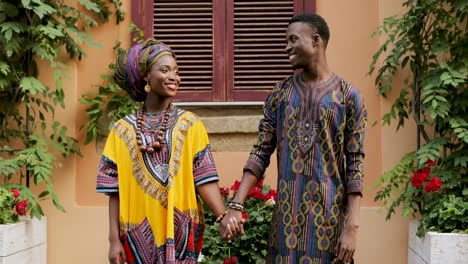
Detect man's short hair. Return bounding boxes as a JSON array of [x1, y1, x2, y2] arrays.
[[289, 13, 330, 47]]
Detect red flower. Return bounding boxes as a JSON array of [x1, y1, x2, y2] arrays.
[[263, 189, 278, 201], [247, 188, 254, 198], [219, 187, 230, 199], [231, 180, 241, 191], [10, 189, 20, 198], [230, 256, 238, 263], [256, 178, 264, 188], [422, 167, 430, 174], [427, 159, 437, 166], [248, 188, 263, 199], [425, 177, 442, 192], [267, 189, 277, 200], [15, 199, 29, 215], [411, 169, 429, 187], [242, 212, 249, 220], [223, 258, 230, 264], [253, 189, 263, 199]]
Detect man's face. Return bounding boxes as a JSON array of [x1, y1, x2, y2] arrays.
[[285, 22, 317, 70]]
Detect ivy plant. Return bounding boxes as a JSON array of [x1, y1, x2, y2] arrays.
[[80, 23, 145, 144], [0, 0, 123, 221], [370, 0, 467, 236]]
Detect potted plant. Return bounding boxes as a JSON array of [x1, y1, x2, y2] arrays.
[[0, 187, 47, 263], [200, 179, 277, 264], [0, 1, 123, 263], [369, 0, 467, 263]]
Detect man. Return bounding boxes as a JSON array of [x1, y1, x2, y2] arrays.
[[222, 13, 367, 264]]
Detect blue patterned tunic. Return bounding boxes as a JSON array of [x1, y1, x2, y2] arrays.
[[244, 73, 367, 264]]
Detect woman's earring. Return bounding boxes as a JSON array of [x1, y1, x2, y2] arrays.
[[144, 81, 151, 93]]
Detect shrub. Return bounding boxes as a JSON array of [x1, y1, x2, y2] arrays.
[[201, 180, 277, 264]]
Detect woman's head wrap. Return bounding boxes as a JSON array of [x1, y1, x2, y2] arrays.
[[114, 39, 176, 102]]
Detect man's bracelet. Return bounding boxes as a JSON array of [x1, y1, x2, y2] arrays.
[[227, 201, 244, 212]]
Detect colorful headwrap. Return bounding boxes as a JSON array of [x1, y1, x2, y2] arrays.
[[114, 39, 176, 102]]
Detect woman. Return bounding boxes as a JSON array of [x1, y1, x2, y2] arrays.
[[96, 39, 235, 264]]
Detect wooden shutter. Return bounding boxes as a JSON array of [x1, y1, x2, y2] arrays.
[[132, 0, 315, 102], [225, 0, 293, 101], [138, 0, 225, 102]]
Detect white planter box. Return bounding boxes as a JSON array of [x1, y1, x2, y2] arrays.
[[408, 220, 468, 264], [0, 217, 47, 264]]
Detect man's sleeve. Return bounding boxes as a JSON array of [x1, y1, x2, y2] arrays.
[[344, 85, 367, 196], [243, 81, 282, 179]]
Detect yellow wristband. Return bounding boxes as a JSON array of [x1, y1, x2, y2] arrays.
[[215, 210, 229, 223]]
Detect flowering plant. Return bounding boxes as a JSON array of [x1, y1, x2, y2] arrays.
[[375, 154, 467, 237], [201, 180, 277, 263], [0, 186, 30, 224], [370, 0, 467, 238]]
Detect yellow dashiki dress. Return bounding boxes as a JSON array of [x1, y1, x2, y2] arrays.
[[244, 73, 367, 264], [97, 107, 218, 264]]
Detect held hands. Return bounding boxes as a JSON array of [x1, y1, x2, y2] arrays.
[[219, 209, 246, 243], [332, 224, 358, 264], [217, 173, 257, 243]]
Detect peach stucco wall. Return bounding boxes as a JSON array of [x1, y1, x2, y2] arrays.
[[35, 1, 415, 263]]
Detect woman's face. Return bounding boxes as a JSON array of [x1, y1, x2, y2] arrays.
[[145, 54, 180, 98]]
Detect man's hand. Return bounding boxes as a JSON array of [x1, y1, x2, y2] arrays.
[[332, 224, 358, 264], [333, 193, 361, 263], [109, 239, 127, 264]]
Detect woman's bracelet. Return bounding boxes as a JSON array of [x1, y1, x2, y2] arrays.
[[215, 210, 229, 223]]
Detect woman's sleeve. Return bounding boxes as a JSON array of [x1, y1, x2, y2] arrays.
[[96, 129, 119, 195], [191, 119, 219, 187]]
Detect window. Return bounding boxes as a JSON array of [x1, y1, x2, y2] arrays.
[[132, 0, 315, 102]]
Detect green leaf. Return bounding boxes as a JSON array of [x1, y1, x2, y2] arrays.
[[0, 61, 10, 75], [0, 2, 19, 17], [39, 25, 64, 39], [435, 96, 447, 102], [38, 191, 49, 198], [20, 77, 47, 95], [78, 0, 101, 13], [0, 22, 27, 41], [30, 1, 56, 18], [21, 0, 31, 8], [463, 189, 468, 196]]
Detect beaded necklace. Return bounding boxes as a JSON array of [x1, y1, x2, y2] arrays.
[[136, 103, 172, 154]]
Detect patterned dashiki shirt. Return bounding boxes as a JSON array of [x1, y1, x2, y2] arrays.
[[97, 107, 218, 264], [244, 73, 367, 264]]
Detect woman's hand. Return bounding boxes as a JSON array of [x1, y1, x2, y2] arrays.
[[108, 239, 127, 264]]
